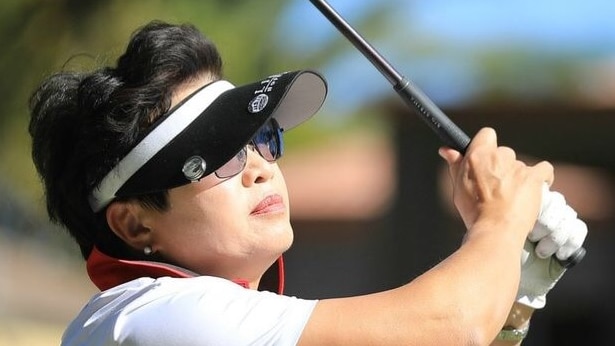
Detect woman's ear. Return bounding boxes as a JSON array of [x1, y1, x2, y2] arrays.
[[105, 201, 152, 250]]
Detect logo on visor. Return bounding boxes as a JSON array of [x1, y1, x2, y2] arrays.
[[182, 156, 207, 181], [248, 94, 269, 114]]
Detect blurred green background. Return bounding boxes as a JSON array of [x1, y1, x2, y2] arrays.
[[1, 0, 614, 345]]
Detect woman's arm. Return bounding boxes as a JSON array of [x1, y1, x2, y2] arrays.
[[300, 223, 529, 345]]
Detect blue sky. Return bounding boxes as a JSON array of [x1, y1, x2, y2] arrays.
[[276, 0, 615, 116], [410, 0, 615, 52]]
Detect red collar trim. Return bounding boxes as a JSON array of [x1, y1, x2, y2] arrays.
[[86, 247, 284, 294]]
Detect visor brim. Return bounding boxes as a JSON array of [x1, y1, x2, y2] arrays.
[[89, 70, 327, 212]]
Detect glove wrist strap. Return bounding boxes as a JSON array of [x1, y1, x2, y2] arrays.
[[497, 323, 530, 342]]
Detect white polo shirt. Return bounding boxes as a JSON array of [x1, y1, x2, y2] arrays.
[[62, 275, 317, 346]]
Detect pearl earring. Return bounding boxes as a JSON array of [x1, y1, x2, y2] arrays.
[[143, 246, 153, 255]]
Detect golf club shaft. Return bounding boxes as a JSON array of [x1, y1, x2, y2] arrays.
[[309, 0, 470, 152], [309, 0, 585, 268]]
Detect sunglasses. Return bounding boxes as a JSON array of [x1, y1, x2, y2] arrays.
[[214, 118, 284, 179]]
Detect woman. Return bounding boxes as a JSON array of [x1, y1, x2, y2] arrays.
[[29, 21, 585, 345]]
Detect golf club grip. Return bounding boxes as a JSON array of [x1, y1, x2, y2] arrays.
[[395, 77, 470, 152], [309, 0, 585, 268]]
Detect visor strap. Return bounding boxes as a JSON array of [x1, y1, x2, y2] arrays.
[[89, 80, 235, 212]]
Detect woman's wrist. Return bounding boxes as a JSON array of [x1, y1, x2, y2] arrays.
[[463, 217, 530, 254]]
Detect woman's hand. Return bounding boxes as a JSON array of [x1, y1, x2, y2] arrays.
[[439, 127, 554, 240]]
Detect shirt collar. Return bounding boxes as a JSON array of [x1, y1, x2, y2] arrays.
[[86, 247, 284, 294]]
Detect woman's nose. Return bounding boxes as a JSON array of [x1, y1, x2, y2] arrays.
[[241, 147, 275, 186]]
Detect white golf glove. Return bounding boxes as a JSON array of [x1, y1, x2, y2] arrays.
[[516, 185, 588, 309]]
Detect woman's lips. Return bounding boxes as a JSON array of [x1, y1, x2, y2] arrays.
[[251, 194, 285, 215]]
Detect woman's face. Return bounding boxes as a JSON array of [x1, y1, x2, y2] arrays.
[[139, 76, 293, 286]]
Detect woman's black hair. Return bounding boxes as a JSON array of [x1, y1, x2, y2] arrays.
[[28, 21, 223, 259]]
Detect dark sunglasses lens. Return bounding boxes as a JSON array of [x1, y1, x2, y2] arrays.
[[215, 147, 247, 178], [214, 120, 283, 179], [253, 120, 283, 162]]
